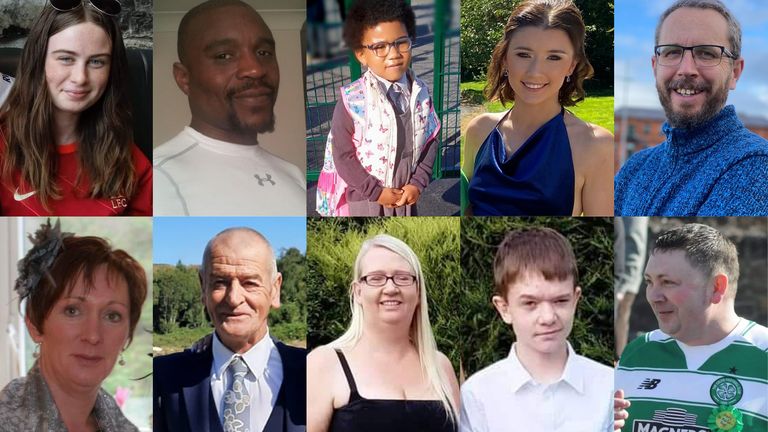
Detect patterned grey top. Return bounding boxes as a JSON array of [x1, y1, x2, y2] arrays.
[[0, 362, 138, 432]]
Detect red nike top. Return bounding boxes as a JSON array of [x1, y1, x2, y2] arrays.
[[0, 138, 152, 216]]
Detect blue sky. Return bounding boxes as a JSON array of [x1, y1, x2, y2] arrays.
[[615, 0, 768, 118], [153, 217, 306, 265]]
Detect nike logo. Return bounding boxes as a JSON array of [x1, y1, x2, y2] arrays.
[[13, 188, 37, 201]]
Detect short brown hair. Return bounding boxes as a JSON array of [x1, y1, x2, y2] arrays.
[[493, 227, 578, 297], [653, 223, 739, 296], [25, 236, 148, 345], [485, 0, 594, 107], [655, 0, 741, 59]]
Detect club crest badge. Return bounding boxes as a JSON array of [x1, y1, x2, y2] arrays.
[[710, 377, 743, 406], [708, 377, 744, 432]]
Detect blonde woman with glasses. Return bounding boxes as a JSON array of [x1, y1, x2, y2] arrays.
[[308, 234, 459, 432]]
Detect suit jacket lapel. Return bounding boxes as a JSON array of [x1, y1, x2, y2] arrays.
[[273, 340, 307, 432], [182, 346, 224, 432]]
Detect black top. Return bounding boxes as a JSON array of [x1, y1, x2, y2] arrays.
[[329, 349, 456, 432]]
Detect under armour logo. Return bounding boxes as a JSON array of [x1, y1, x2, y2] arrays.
[[637, 378, 661, 390], [254, 173, 276, 186]]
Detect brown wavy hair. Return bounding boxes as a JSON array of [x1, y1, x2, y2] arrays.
[[0, 4, 134, 210], [484, 0, 594, 107]]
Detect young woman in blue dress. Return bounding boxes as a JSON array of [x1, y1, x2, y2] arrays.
[[462, 0, 613, 216]]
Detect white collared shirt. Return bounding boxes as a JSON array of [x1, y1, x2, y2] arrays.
[[369, 70, 412, 102], [460, 342, 614, 432], [210, 330, 283, 432]]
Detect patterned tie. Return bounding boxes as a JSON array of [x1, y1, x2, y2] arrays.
[[223, 356, 251, 432], [388, 83, 408, 115]]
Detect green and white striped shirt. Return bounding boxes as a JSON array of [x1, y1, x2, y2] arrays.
[[616, 319, 767, 432]]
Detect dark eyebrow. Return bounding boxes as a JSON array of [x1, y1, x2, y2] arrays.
[[511, 46, 568, 54], [64, 295, 128, 308], [50, 49, 111, 57]]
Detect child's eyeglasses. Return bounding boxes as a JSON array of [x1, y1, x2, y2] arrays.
[[363, 37, 412, 58], [48, 0, 122, 16]]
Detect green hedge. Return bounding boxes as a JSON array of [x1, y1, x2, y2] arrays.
[[460, 217, 614, 376], [307, 217, 613, 377], [307, 217, 461, 349], [460, 0, 614, 87], [153, 248, 308, 347]]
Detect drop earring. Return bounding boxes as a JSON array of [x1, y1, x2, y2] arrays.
[[566, 75, 571, 83], [502, 69, 508, 77], [118, 352, 126, 366], [32, 343, 40, 359]]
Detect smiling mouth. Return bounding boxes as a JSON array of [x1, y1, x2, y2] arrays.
[[380, 300, 402, 306], [522, 82, 548, 89], [64, 89, 89, 98], [674, 87, 703, 96]]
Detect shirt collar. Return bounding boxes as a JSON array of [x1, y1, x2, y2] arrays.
[[212, 330, 275, 381], [505, 342, 585, 394], [662, 105, 741, 156], [183, 126, 263, 157], [369, 69, 411, 98]]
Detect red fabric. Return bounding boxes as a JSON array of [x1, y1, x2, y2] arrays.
[[0, 137, 152, 216]]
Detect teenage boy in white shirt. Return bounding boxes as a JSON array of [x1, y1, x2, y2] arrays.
[[460, 227, 614, 432]]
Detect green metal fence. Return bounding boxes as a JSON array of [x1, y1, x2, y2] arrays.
[[305, 0, 460, 181]]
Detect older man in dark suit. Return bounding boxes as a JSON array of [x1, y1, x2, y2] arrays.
[[154, 227, 306, 432]]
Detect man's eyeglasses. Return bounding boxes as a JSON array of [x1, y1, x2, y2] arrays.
[[654, 44, 737, 67], [49, 0, 122, 16], [363, 37, 412, 58], [360, 273, 417, 287]]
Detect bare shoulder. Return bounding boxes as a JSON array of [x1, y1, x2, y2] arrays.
[[564, 113, 614, 158], [465, 112, 505, 150], [436, 351, 456, 375], [307, 344, 339, 370]]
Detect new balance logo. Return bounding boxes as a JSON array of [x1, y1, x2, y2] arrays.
[[637, 378, 661, 390], [254, 173, 276, 186]]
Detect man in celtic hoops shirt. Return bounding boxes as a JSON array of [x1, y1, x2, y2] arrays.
[[615, 223, 767, 432]]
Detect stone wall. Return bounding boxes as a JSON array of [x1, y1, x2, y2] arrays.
[[0, 0, 152, 49], [627, 217, 768, 338]]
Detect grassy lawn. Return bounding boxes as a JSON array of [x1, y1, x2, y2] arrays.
[[154, 324, 307, 355], [153, 326, 214, 354], [461, 81, 614, 133]]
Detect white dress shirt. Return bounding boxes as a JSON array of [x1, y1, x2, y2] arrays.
[[370, 70, 412, 102], [460, 342, 614, 432], [211, 330, 284, 432]]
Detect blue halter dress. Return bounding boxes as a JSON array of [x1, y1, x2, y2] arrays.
[[467, 108, 575, 216]]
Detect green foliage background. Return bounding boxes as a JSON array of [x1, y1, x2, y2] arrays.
[[307, 217, 613, 377], [461, 217, 614, 375], [460, 0, 615, 87], [153, 248, 307, 351], [307, 217, 461, 352]]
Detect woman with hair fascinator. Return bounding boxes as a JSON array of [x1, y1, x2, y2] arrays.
[[0, 0, 151, 215], [0, 219, 148, 431]]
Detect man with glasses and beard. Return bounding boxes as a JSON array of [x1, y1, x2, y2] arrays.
[[153, 0, 305, 216], [614, 0, 768, 216]]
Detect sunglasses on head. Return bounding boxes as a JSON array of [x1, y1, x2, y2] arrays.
[[48, 0, 122, 16]]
